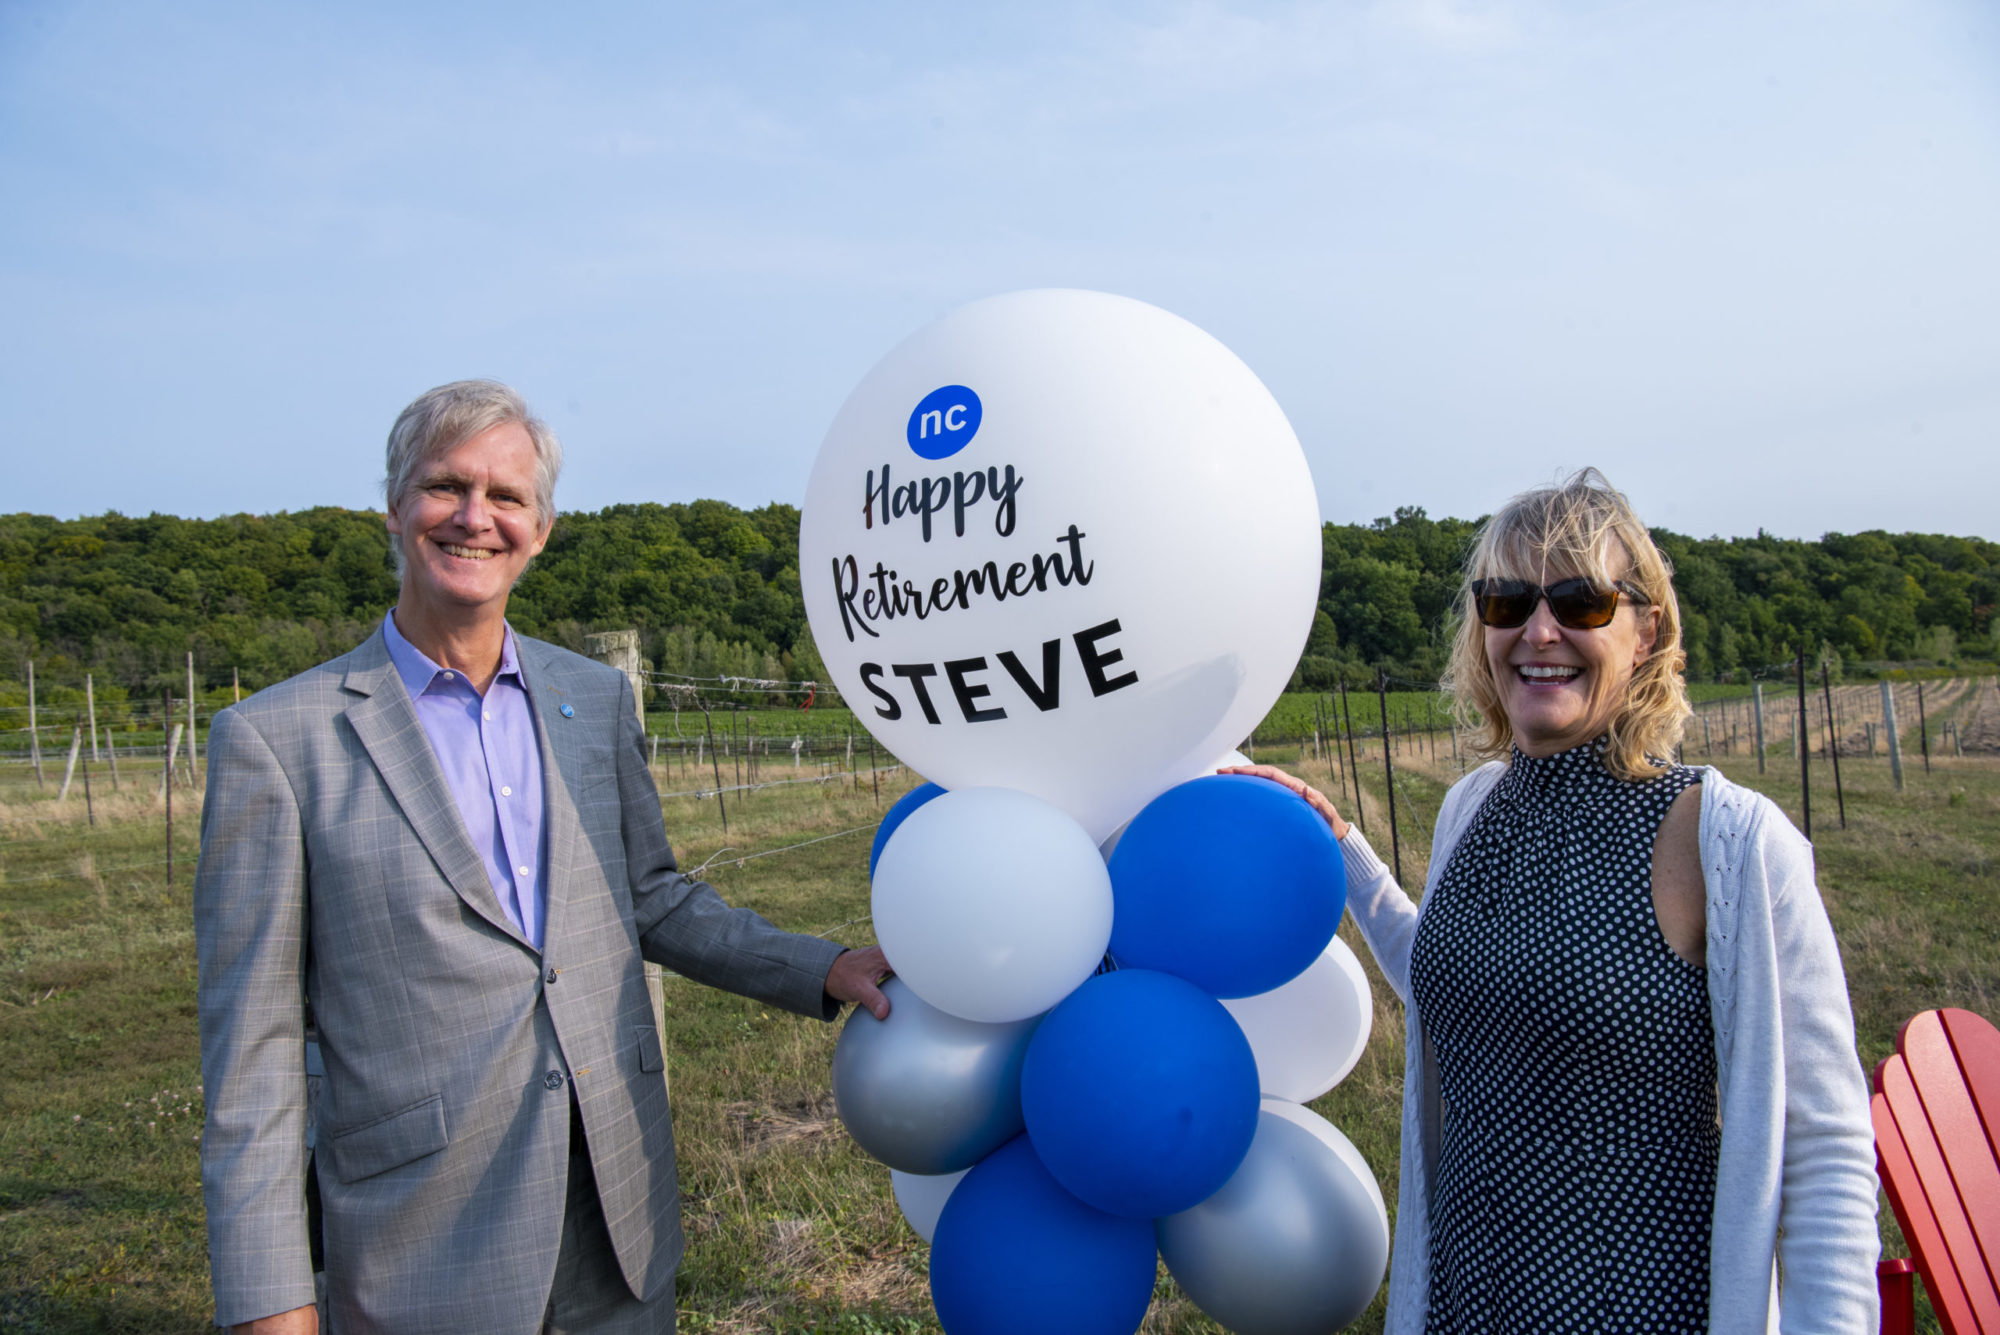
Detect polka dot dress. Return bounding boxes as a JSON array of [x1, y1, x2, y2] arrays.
[[1408, 740, 1716, 1334]]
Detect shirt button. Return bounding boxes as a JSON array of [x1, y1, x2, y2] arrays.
[[484, 711, 492, 721], [501, 785, 513, 796], [544, 1070, 565, 1091], [518, 865, 531, 877], [442, 671, 455, 680]]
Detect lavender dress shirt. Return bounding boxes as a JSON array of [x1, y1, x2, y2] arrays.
[[383, 612, 549, 949]]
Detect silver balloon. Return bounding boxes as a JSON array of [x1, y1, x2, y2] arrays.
[[831, 976, 1042, 1175], [1156, 1105, 1389, 1335]]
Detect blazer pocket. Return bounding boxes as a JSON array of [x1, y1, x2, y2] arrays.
[[635, 1024, 666, 1073], [324, 1093, 449, 1184]]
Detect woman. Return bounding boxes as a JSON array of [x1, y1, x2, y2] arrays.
[[1231, 469, 1878, 1333]]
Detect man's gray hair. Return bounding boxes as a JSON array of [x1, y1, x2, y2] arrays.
[[384, 379, 564, 521]]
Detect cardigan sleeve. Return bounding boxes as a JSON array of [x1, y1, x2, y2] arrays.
[[1339, 830, 1418, 1001], [1747, 804, 1882, 1332]]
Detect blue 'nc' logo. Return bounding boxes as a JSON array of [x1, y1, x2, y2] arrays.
[[907, 385, 982, 460]]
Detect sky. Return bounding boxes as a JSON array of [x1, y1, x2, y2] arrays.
[[2, 0, 1997, 541]]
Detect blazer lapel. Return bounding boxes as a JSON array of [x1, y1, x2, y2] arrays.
[[340, 629, 534, 951], [515, 638, 587, 948]]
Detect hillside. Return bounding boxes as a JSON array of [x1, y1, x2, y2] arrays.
[[2, 504, 1994, 710]]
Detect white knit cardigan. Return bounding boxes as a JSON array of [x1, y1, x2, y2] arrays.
[[1341, 761, 1881, 1334]]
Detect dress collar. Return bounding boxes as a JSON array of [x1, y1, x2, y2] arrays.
[[1498, 735, 1608, 802]]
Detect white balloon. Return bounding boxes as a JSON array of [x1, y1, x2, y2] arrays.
[[890, 1166, 969, 1244], [1259, 1096, 1389, 1239], [800, 290, 1322, 841], [1222, 936, 1374, 1102], [871, 787, 1113, 1023]]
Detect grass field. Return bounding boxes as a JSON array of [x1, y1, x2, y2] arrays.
[[2, 714, 1996, 1332]]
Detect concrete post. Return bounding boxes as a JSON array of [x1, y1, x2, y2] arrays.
[[584, 630, 646, 725], [1881, 680, 1903, 791], [160, 722, 183, 802], [57, 725, 82, 800], [584, 628, 665, 1081]]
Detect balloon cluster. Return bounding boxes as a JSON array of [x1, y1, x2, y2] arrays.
[[803, 289, 1388, 1332], [835, 776, 1389, 1335]]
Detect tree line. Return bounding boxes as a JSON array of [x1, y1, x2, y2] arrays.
[[2, 502, 1994, 716], [1298, 506, 1998, 688]]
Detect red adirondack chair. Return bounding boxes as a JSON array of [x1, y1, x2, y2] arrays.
[[1872, 1007, 2000, 1335]]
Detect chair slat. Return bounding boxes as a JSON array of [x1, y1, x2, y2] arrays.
[[1876, 1086, 1981, 1335], [1883, 1053, 2000, 1333], [1942, 1008, 2000, 1157], [1906, 1011, 2000, 1307]]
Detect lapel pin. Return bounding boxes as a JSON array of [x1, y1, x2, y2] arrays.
[[560, 703, 575, 718]]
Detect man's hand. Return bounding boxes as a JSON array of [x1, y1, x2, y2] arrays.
[[233, 1305, 317, 1335], [826, 946, 893, 1020]]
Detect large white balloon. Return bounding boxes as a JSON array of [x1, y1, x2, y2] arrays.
[[1221, 935, 1374, 1102], [871, 787, 1113, 1023], [1098, 749, 1250, 860], [800, 290, 1322, 841]]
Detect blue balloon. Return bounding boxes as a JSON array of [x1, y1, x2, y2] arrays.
[[870, 781, 945, 877], [1021, 970, 1260, 1218], [930, 1135, 1157, 1335], [1108, 774, 1345, 998]]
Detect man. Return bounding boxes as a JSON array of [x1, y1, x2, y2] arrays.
[[196, 380, 889, 1333]]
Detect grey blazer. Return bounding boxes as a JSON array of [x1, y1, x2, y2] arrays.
[[195, 628, 846, 1332]]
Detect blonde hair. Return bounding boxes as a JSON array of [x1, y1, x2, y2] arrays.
[[1443, 468, 1691, 781]]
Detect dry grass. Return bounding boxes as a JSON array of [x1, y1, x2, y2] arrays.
[[2, 729, 1996, 1333]]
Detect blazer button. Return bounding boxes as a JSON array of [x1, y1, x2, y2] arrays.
[[544, 1070, 565, 1091], [545, 967, 559, 985]]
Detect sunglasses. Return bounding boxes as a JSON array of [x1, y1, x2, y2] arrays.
[[1471, 577, 1650, 630]]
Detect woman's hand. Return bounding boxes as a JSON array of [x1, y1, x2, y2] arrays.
[[1219, 764, 1351, 840]]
